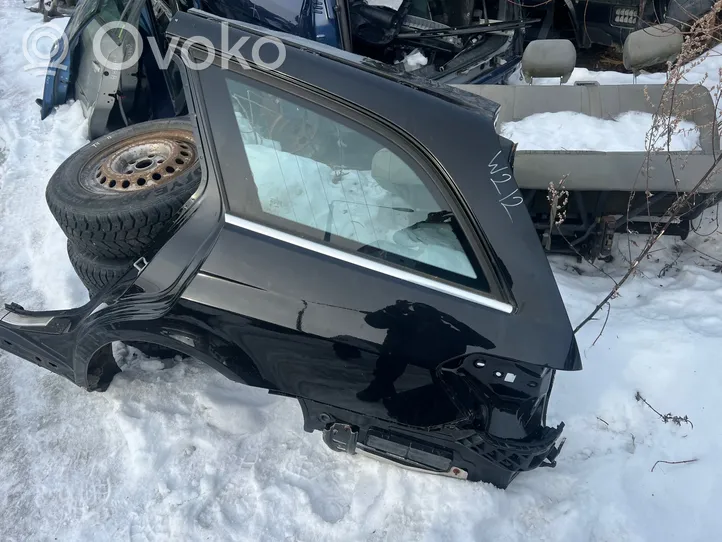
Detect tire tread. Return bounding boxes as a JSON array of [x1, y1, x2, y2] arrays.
[[45, 118, 201, 260]]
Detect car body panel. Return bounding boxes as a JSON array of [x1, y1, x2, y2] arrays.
[[196, 0, 317, 40], [8, 11, 580, 488], [41, 0, 522, 125], [171, 10, 580, 370], [40, 0, 106, 120]]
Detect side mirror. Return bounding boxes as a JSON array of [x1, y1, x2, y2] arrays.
[[623, 23, 683, 73], [521, 39, 577, 84]]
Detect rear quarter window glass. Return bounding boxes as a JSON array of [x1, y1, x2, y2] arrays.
[[216, 73, 491, 293]]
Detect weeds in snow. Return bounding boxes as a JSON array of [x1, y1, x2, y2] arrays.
[[635, 391, 694, 429], [575, 4, 722, 335]]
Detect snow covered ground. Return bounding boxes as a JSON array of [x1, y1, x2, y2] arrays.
[[1, 2, 722, 541]]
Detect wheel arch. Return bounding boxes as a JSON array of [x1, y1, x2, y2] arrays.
[[74, 314, 269, 391]]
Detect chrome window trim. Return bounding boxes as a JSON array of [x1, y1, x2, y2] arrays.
[[224, 214, 514, 314]]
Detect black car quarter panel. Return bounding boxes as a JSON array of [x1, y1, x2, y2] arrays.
[[172, 11, 580, 410], [189, 227, 508, 429], [206, 69, 499, 298]]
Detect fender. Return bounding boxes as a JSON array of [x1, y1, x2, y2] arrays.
[[2, 83, 233, 390]]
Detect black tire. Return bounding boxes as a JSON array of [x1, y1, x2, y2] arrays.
[[67, 240, 134, 296], [47, 118, 202, 260], [67, 242, 179, 359]]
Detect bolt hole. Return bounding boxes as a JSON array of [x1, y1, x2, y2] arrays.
[[165, 166, 175, 174], [35, 356, 42, 362], [100, 176, 107, 184], [129, 159, 137, 164], [125, 170, 133, 175], [122, 180, 130, 189], [109, 180, 116, 188], [148, 154, 155, 158], [180, 151, 189, 157], [95, 170, 102, 178], [103, 70, 109, 76], [152, 173, 162, 181], [3, 340, 11, 346], [137, 178, 146, 186], [175, 158, 184, 165], [157, 159, 164, 164], [48, 362, 58, 368]]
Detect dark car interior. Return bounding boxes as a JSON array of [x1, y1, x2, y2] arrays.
[[346, 0, 526, 78]]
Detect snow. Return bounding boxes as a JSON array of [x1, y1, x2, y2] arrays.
[[364, 0, 404, 9], [1, 2, 722, 541], [504, 45, 722, 152], [508, 43, 722, 91], [501, 111, 701, 151], [401, 49, 428, 71]]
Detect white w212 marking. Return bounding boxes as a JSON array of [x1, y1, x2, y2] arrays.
[[488, 150, 523, 222]]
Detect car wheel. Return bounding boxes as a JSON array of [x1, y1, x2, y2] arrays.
[[67, 240, 133, 296], [67, 241, 180, 359], [47, 118, 202, 260]]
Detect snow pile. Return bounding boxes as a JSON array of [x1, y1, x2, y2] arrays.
[[509, 41, 722, 94], [401, 49, 428, 71], [501, 111, 701, 151], [1, 2, 722, 541]]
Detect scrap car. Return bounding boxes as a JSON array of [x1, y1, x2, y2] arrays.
[[40, 0, 720, 139], [3, 9, 584, 488], [39, 0, 722, 261], [40, 0, 537, 138], [10, 0, 720, 487]]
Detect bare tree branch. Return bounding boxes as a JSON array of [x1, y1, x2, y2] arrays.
[[591, 302, 611, 346], [651, 458, 699, 472], [574, 154, 722, 333]]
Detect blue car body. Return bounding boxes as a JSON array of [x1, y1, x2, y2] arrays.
[[41, 0, 523, 123]]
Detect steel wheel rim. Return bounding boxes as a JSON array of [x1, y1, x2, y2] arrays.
[[86, 130, 197, 193]]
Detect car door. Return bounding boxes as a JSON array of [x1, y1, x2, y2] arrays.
[[42, 0, 180, 136], [168, 11, 580, 430]]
